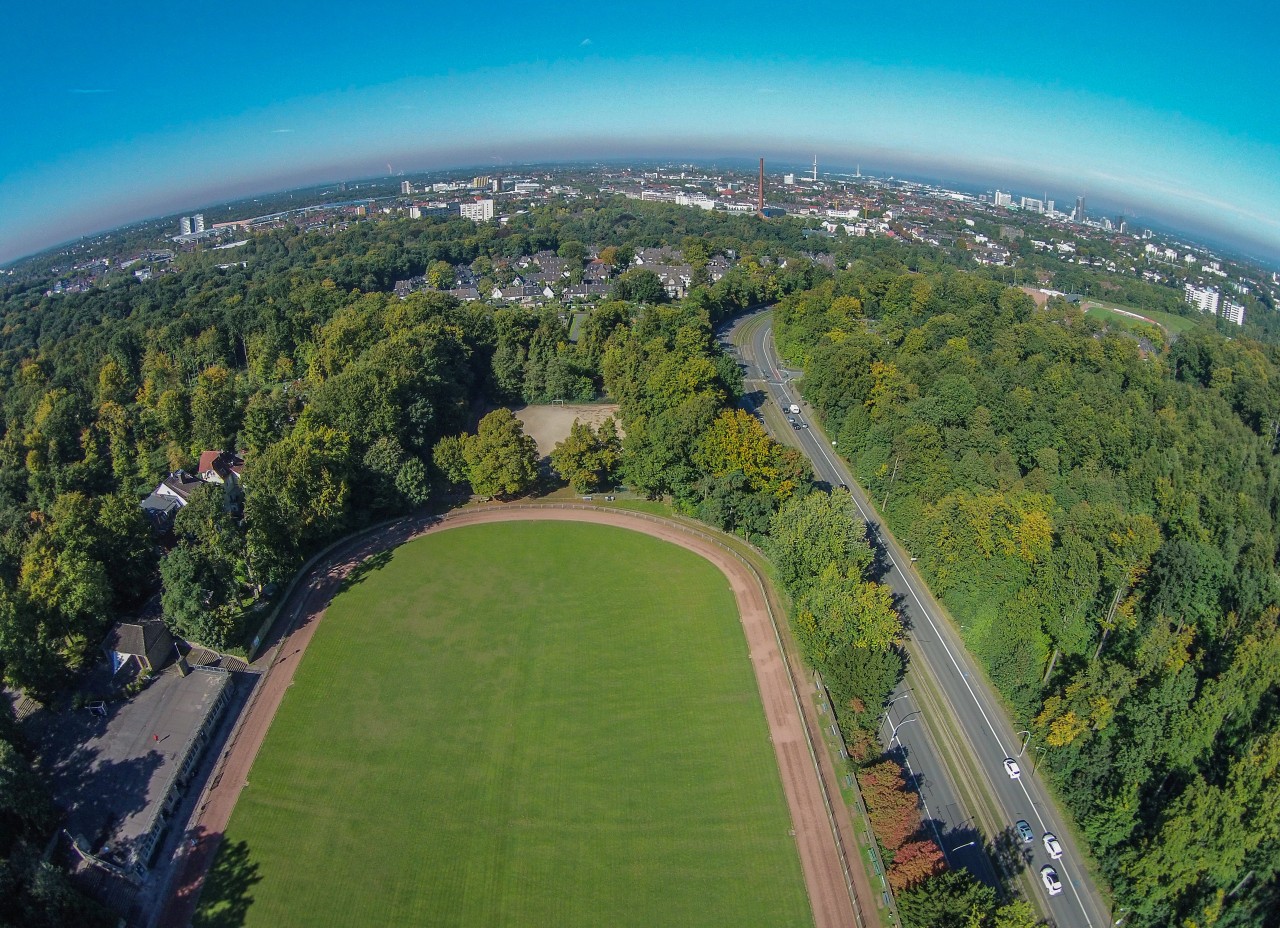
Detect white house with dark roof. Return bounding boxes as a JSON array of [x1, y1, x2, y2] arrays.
[[140, 472, 204, 532], [140, 451, 246, 532]]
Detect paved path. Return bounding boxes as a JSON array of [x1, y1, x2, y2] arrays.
[[157, 505, 864, 928]]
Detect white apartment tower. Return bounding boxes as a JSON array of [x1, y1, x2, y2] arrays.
[[1185, 283, 1221, 316], [1222, 300, 1246, 326], [192, 214, 205, 233], [459, 199, 495, 222]]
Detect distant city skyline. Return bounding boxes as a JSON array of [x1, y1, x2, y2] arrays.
[[3, 1, 1278, 265]]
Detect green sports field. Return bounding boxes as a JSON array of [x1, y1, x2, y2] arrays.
[[195, 520, 812, 928]]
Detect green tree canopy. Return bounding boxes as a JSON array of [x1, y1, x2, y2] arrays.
[[549, 418, 622, 493], [462, 408, 539, 499]]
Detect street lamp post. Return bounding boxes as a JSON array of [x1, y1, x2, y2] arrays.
[[1016, 730, 1031, 758], [1031, 744, 1047, 774], [949, 840, 977, 855], [877, 693, 912, 733], [886, 712, 920, 747]]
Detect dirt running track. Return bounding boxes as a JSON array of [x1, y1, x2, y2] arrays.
[[158, 506, 869, 928]]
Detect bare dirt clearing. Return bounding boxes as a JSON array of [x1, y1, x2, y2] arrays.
[[513, 403, 621, 457]]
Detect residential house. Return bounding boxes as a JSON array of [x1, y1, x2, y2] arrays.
[[491, 283, 543, 304], [584, 260, 613, 283], [564, 280, 610, 301], [197, 451, 246, 507], [393, 276, 426, 298], [648, 264, 694, 299], [633, 247, 681, 266], [141, 471, 206, 531], [706, 256, 732, 281], [140, 452, 244, 531]]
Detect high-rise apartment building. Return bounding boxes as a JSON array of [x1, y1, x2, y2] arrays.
[[1185, 283, 1221, 315], [401, 181, 414, 195], [179, 216, 192, 235], [192, 214, 205, 233], [1073, 195, 1086, 221], [994, 190, 1012, 207], [459, 199, 495, 222], [1222, 300, 1246, 326]]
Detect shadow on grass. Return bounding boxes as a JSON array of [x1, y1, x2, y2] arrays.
[[338, 549, 394, 594], [191, 837, 261, 928]]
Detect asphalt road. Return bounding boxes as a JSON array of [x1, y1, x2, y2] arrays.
[[726, 311, 1112, 928]]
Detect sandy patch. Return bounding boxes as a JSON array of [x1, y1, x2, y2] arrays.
[[513, 404, 621, 457]]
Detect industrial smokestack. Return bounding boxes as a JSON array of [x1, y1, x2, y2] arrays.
[[758, 158, 765, 213]]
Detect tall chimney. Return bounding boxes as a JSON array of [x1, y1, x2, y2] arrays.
[[758, 158, 765, 213]]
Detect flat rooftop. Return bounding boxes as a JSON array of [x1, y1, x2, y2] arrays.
[[40, 667, 232, 867]]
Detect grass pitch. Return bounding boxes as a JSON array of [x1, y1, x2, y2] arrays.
[[195, 521, 812, 928]]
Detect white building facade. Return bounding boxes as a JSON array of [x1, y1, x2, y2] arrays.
[[459, 199, 495, 222]]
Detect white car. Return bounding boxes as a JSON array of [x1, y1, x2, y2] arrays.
[[1040, 865, 1063, 896], [1043, 832, 1063, 860], [1003, 757, 1021, 779]]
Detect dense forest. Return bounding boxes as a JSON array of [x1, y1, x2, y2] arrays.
[[4, 193, 1274, 926], [0, 199, 893, 923], [775, 262, 1280, 926]]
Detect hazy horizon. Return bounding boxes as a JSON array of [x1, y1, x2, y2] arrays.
[[4, 2, 1278, 266]]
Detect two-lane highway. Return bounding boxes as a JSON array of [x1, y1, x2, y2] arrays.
[[727, 311, 1112, 928]]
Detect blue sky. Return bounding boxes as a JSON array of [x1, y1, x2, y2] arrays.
[[3, 1, 1279, 264]]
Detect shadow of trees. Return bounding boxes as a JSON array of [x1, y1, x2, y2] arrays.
[[43, 741, 165, 861], [190, 835, 261, 928], [987, 822, 1035, 879], [337, 549, 393, 593]]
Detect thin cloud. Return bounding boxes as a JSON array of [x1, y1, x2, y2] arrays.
[[69, 88, 111, 94], [579, 38, 591, 46], [272, 128, 295, 134]]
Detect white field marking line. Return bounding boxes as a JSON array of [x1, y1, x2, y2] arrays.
[[761, 323, 1096, 928]]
